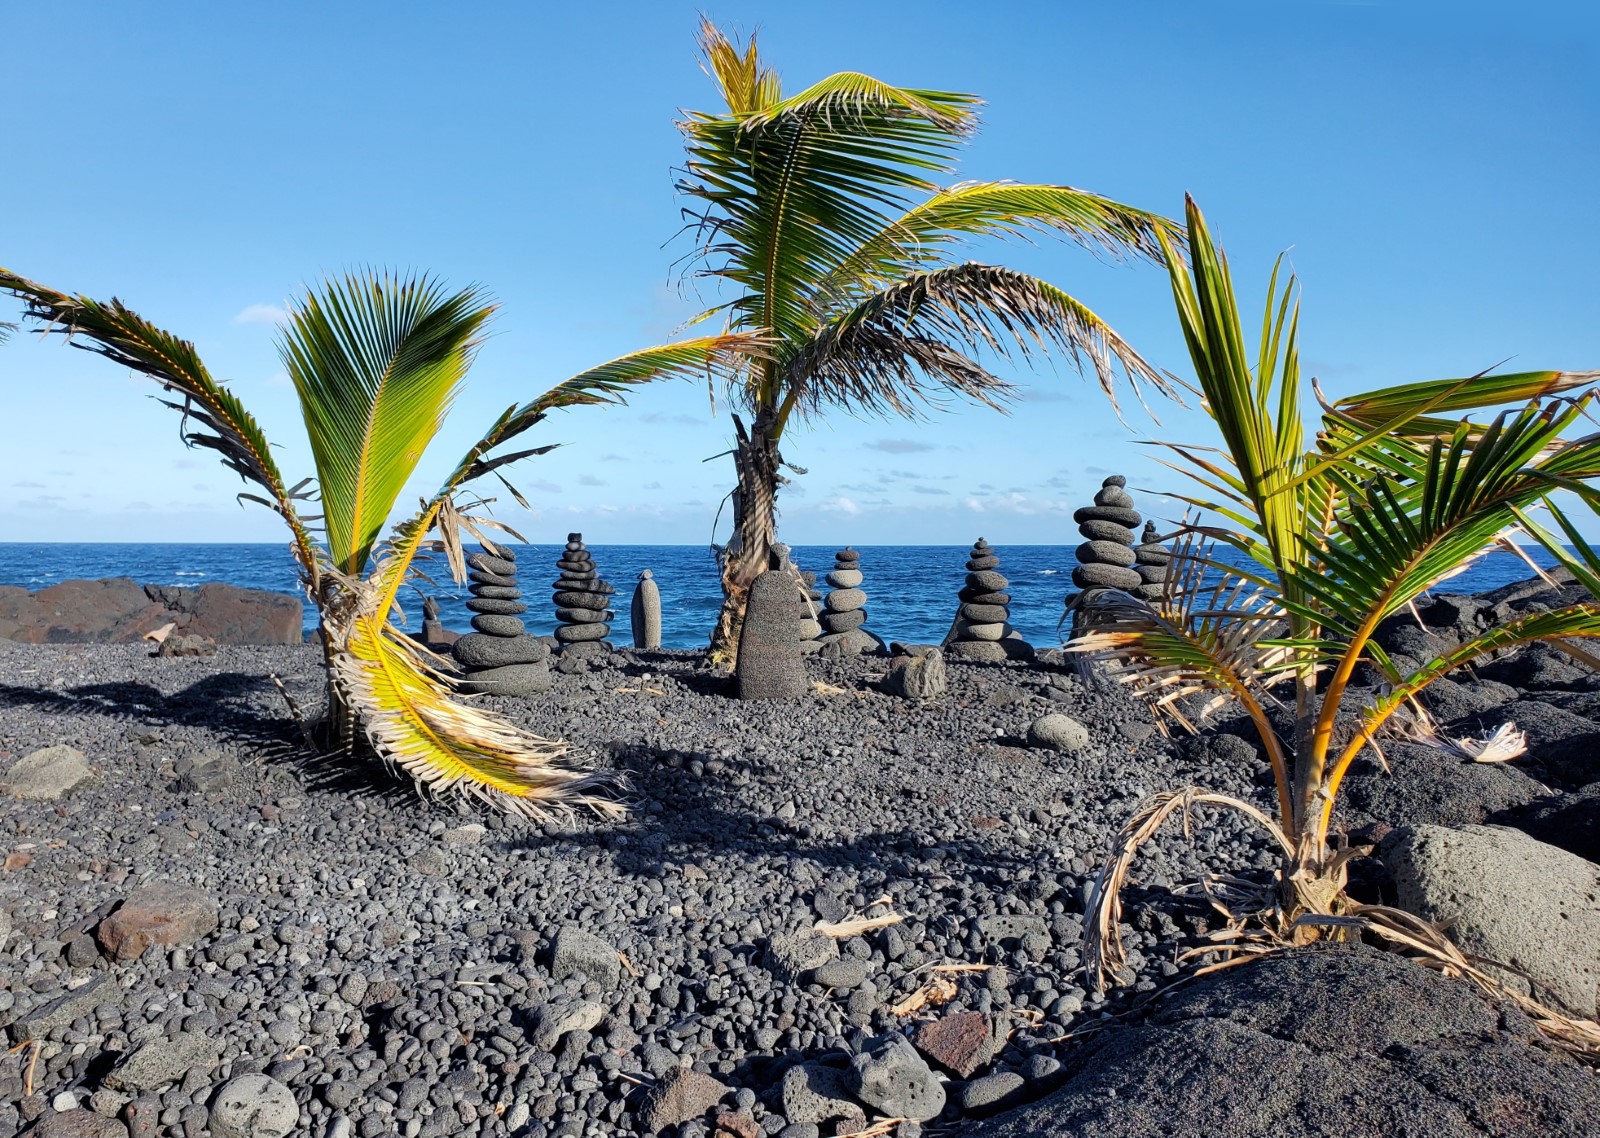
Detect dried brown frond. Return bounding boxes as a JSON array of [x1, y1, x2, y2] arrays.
[[814, 912, 904, 938]]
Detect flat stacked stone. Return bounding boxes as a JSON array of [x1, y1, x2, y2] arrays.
[[551, 533, 616, 658], [1133, 521, 1171, 602], [945, 539, 1033, 662], [1071, 476, 1144, 592], [630, 569, 661, 650], [816, 548, 877, 657], [451, 544, 551, 695]]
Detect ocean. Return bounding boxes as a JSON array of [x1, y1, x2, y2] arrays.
[[0, 542, 1566, 651]]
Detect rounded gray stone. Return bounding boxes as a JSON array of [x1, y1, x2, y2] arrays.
[[466, 553, 516, 575], [1072, 563, 1143, 590], [467, 569, 517, 588], [825, 569, 863, 588], [1028, 713, 1091, 753], [471, 585, 522, 600], [555, 607, 614, 625], [1073, 504, 1142, 528], [1078, 519, 1136, 544], [464, 597, 527, 615], [452, 633, 549, 668], [966, 570, 1009, 592], [470, 614, 525, 637], [553, 590, 610, 611], [960, 603, 1009, 624], [821, 609, 867, 633], [1077, 540, 1138, 568], [555, 621, 609, 643], [826, 588, 867, 613], [945, 639, 1007, 663], [966, 555, 1001, 571], [459, 663, 552, 696], [210, 1074, 299, 1138]]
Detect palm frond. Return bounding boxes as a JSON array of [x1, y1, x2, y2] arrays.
[[779, 262, 1168, 427], [333, 611, 622, 818], [1332, 369, 1600, 430], [814, 180, 1182, 306], [280, 271, 495, 576], [0, 268, 320, 584]]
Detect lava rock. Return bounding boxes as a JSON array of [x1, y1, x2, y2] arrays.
[[642, 1067, 730, 1132], [1027, 714, 1090, 754], [3, 745, 92, 800], [208, 1075, 299, 1138], [97, 883, 219, 962], [736, 569, 807, 700], [849, 1033, 945, 1122], [550, 925, 622, 990], [884, 650, 947, 700]]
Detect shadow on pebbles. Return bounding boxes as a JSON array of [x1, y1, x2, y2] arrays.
[[0, 641, 1592, 1137]]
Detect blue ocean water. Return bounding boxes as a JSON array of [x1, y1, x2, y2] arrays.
[[0, 542, 1568, 651]]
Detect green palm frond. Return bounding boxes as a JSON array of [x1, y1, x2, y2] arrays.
[[780, 263, 1169, 428], [815, 181, 1183, 305], [0, 268, 320, 583], [280, 272, 494, 576], [680, 25, 978, 359]]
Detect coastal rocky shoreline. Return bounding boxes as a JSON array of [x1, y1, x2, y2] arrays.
[[1, 574, 1598, 1137]]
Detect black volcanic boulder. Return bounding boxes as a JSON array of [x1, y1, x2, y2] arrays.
[[0, 578, 301, 644], [967, 945, 1600, 1138]]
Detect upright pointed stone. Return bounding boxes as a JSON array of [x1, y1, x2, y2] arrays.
[[630, 570, 662, 650], [736, 567, 807, 700]]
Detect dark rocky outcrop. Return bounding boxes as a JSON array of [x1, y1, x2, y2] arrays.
[[968, 945, 1600, 1138], [0, 578, 301, 645]]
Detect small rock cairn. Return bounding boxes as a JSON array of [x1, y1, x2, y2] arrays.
[[736, 556, 808, 700], [945, 539, 1032, 662], [797, 567, 824, 651], [551, 533, 616, 658], [451, 544, 552, 695], [630, 569, 661, 650], [1070, 476, 1145, 593], [817, 548, 876, 657], [1133, 521, 1171, 602]]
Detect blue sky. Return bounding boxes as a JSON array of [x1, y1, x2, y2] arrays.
[[1, 1, 1595, 545]]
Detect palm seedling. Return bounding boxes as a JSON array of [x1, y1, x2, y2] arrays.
[[1, 268, 752, 817], [674, 21, 1183, 664], [1069, 198, 1600, 1046]]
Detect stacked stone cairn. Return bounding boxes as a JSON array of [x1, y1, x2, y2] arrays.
[[450, 544, 552, 695], [1133, 521, 1172, 602], [797, 566, 824, 652], [816, 548, 879, 657], [629, 569, 661, 650], [944, 538, 1033, 662], [1070, 476, 1146, 594], [736, 553, 808, 700], [551, 533, 616, 659]]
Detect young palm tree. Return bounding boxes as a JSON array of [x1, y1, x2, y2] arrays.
[[1069, 198, 1600, 1016], [1, 267, 751, 817], [674, 22, 1182, 663]]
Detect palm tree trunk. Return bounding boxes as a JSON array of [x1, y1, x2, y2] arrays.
[[710, 413, 781, 667]]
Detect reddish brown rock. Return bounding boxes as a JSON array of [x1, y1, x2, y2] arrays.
[[712, 1110, 760, 1138], [0, 579, 301, 645], [641, 1068, 729, 1132], [96, 884, 218, 962], [915, 1009, 993, 1078]]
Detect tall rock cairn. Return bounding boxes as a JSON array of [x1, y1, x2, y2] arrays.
[[816, 548, 877, 657], [945, 539, 1033, 662], [630, 569, 661, 650], [551, 533, 616, 658], [1071, 476, 1145, 593], [451, 544, 552, 695], [1133, 522, 1171, 602], [736, 557, 808, 700]]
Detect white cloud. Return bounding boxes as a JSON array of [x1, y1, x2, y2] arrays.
[[821, 495, 862, 517], [233, 303, 289, 325], [865, 438, 935, 454], [962, 496, 985, 512]]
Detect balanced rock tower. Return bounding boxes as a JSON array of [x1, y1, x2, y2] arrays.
[[551, 533, 616, 658], [630, 570, 661, 650], [1133, 522, 1171, 602], [797, 567, 824, 650], [451, 544, 552, 695], [816, 548, 878, 657], [944, 539, 1033, 662], [1071, 476, 1145, 593]]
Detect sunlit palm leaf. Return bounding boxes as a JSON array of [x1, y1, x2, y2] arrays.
[[0, 268, 320, 582], [280, 272, 494, 576], [334, 612, 622, 818]]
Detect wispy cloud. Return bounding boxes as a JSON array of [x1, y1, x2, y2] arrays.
[[821, 495, 862, 516], [579, 473, 607, 487], [233, 303, 288, 325], [1018, 389, 1073, 404], [912, 486, 950, 496], [642, 412, 703, 426], [865, 438, 935, 454], [525, 479, 562, 493], [12, 480, 45, 489]]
